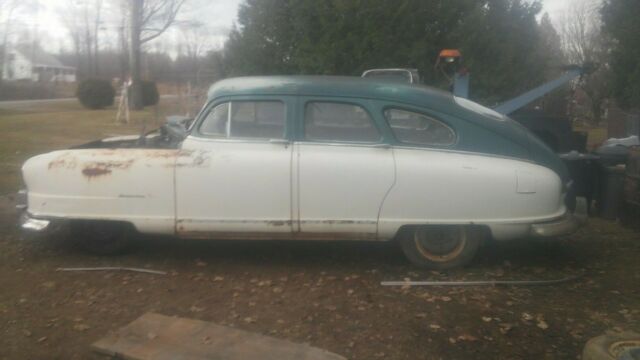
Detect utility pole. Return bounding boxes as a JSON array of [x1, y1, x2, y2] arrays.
[[128, 0, 143, 110]]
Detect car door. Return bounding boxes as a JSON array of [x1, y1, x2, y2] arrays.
[[175, 97, 294, 238], [294, 98, 395, 239]]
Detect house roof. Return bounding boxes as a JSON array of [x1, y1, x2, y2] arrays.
[[13, 44, 73, 69]]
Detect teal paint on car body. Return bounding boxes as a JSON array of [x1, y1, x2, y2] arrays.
[[207, 76, 569, 181]]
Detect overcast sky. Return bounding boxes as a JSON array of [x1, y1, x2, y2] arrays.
[[11, 0, 587, 53]]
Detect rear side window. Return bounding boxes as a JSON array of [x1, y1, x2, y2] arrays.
[[199, 101, 285, 139], [304, 102, 380, 143], [384, 108, 455, 146]]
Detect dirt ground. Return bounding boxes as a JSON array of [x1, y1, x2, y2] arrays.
[[0, 194, 638, 360]]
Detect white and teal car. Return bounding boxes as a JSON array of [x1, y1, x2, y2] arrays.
[[20, 76, 584, 269]]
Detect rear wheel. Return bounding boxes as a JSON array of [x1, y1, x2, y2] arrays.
[[399, 225, 482, 269], [70, 221, 134, 255]]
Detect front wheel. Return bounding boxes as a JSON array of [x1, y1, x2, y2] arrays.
[[399, 225, 482, 270], [70, 221, 134, 255]]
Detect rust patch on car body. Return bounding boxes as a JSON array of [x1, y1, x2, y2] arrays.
[[48, 152, 78, 170], [266, 220, 293, 227], [81, 159, 135, 179], [82, 167, 112, 178], [175, 230, 377, 241], [173, 150, 211, 168]]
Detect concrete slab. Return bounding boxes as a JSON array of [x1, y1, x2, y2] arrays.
[[92, 313, 347, 360]]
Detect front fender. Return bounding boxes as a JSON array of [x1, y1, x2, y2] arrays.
[[22, 149, 182, 234]]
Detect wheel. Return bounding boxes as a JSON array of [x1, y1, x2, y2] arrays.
[[70, 221, 134, 255], [399, 225, 482, 270], [582, 332, 640, 360]]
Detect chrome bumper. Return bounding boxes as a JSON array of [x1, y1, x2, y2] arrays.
[[530, 197, 588, 238], [19, 212, 50, 232]]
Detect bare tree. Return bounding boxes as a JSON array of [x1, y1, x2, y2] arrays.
[[559, 0, 609, 123], [1, 0, 24, 82], [128, 0, 185, 110], [177, 20, 215, 86], [58, 0, 104, 77]]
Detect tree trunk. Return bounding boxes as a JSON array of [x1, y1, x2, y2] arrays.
[[128, 0, 143, 110]]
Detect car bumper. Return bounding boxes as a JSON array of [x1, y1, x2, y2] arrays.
[[530, 213, 581, 237], [20, 212, 51, 232], [530, 197, 588, 238]]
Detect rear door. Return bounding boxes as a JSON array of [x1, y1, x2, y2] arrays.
[[294, 98, 395, 239]]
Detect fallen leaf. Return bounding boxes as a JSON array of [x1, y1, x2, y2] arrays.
[[537, 320, 549, 329], [73, 324, 90, 332], [457, 334, 479, 342], [498, 323, 514, 334]]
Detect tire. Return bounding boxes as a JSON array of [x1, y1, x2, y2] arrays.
[[70, 220, 134, 255], [398, 225, 482, 270], [582, 332, 640, 360]]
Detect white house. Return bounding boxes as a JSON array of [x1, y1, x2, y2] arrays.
[[2, 45, 76, 83]]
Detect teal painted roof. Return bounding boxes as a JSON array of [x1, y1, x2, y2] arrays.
[[208, 75, 456, 112], [206, 76, 568, 181]]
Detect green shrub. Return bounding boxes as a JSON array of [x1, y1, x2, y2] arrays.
[[76, 79, 115, 109], [141, 80, 159, 107]]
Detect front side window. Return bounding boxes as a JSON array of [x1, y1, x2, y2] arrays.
[[304, 102, 380, 143], [384, 108, 455, 146], [199, 101, 285, 139]]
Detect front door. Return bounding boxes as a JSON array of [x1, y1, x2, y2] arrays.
[[295, 99, 395, 239], [175, 98, 294, 238]]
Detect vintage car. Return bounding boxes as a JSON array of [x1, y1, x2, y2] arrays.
[[20, 76, 585, 269]]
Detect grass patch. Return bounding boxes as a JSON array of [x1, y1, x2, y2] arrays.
[[0, 98, 188, 194]]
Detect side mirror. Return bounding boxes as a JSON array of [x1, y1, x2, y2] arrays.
[[162, 115, 193, 143], [166, 115, 194, 130]]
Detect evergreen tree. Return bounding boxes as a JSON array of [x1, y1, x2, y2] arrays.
[[601, 0, 640, 110], [222, 0, 561, 105]]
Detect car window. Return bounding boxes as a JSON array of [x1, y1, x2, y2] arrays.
[[304, 102, 380, 143], [199, 102, 229, 137], [384, 108, 455, 146], [199, 101, 285, 139]]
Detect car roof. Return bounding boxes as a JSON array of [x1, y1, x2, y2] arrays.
[[207, 75, 455, 113]]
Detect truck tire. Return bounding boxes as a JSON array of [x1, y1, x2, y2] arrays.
[[70, 220, 133, 255], [582, 332, 640, 360], [399, 225, 482, 270]]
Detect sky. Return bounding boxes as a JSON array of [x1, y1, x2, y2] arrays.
[[7, 0, 584, 54]]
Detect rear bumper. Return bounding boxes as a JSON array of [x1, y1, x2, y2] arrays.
[[20, 212, 51, 232], [530, 213, 581, 237], [530, 197, 588, 238]]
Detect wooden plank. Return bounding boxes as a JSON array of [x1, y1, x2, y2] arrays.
[[92, 313, 347, 360]]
